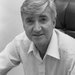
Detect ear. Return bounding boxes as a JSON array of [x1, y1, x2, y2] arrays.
[[52, 18, 56, 28]]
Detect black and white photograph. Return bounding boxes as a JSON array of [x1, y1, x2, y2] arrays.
[[0, 0, 75, 75]]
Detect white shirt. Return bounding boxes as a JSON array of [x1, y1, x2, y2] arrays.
[[0, 29, 75, 75]]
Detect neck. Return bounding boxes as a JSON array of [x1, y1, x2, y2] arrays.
[[35, 41, 50, 59]]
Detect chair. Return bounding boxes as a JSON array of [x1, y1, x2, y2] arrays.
[[55, 0, 75, 38]]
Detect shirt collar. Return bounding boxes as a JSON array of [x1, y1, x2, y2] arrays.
[[46, 29, 60, 60], [28, 29, 60, 60], [27, 42, 34, 54]]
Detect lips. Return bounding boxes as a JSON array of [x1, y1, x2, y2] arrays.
[[33, 34, 43, 37], [32, 34, 43, 36]]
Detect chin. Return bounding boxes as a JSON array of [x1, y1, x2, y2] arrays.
[[34, 39, 47, 45]]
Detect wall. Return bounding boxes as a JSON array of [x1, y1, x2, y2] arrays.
[[0, 0, 24, 75]]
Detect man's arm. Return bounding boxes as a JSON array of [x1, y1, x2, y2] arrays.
[[70, 62, 75, 75], [0, 39, 21, 75]]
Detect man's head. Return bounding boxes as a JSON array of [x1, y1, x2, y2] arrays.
[[21, 0, 57, 46]]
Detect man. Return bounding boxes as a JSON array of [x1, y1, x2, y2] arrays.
[[0, 0, 75, 75]]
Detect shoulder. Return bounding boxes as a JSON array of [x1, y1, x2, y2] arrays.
[[14, 31, 30, 43], [55, 29, 75, 55], [13, 32, 31, 53], [15, 32, 28, 41], [55, 29, 75, 70]]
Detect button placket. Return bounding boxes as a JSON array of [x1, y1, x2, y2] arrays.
[[38, 62, 45, 75]]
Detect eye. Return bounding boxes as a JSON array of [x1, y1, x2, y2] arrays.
[[39, 15, 48, 24], [25, 17, 35, 25]]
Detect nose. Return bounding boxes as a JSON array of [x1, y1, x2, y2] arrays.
[[33, 21, 42, 32]]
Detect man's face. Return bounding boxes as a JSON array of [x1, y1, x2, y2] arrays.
[[22, 7, 55, 45]]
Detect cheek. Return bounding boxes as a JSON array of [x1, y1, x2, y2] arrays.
[[23, 22, 31, 32], [44, 24, 54, 37], [24, 27, 32, 41], [23, 24, 33, 39], [44, 22, 54, 32], [24, 26, 31, 35]]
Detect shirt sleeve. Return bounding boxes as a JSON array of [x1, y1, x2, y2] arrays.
[[68, 55, 75, 75], [70, 62, 75, 75], [70, 65, 75, 75], [0, 39, 21, 75]]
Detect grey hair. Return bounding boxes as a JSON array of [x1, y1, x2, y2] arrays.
[[21, 0, 57, 19]]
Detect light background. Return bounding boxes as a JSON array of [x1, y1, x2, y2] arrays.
[[0, 0, 25, 75]]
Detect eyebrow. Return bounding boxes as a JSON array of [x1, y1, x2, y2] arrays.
[[39, 15, 47, 17]]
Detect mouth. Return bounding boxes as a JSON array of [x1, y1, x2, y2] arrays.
[[32, 34, 44, 37]]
